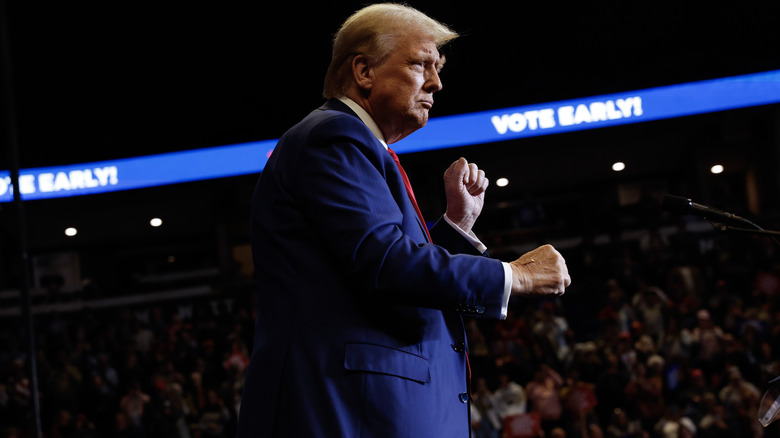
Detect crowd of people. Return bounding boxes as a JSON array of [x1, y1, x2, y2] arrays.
[[1, 218, 779, 437], [0, 292, 257, 438], [467, 221, 780, 438]]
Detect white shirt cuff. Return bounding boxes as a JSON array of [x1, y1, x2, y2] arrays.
[[441, 214, 511, 320], [442, 214, 487, 253], [500, 262, 512, 319]]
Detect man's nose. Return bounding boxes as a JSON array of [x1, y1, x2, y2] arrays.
[[425, 68, 443, 92]]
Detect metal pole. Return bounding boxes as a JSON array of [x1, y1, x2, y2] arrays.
[[0, 1, 43, 436]]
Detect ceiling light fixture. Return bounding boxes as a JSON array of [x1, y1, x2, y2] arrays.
[[710, 164, 724, 174]]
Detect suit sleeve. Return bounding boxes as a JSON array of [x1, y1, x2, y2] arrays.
[[294, 114, 505, 317], [429, 217, 486, 257]]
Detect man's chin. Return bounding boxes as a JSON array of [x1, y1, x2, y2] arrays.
[[413, 111, 429, 128]]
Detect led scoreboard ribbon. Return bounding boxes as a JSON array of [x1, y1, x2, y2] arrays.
[[2, 69, 779, 202], [0, 141, 277, 202], [392, 68, 780, 154]]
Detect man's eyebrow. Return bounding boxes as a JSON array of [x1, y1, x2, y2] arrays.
[[437, 54, 446, 72]]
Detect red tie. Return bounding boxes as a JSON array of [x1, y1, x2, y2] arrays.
[[387, 147, 472, 400], [387, 148, 432, 243]]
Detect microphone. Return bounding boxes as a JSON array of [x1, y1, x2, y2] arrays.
[[759, 375, 780, 427], [662, 194, 751, 225]]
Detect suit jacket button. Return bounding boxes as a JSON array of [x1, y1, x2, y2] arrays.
[[459, 392, 469, 403], [452, 342, 465, 353]]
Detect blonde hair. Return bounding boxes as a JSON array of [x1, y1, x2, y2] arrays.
[[322, 3, 458, 99]]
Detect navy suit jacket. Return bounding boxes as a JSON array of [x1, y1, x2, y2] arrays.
[[237, 99, 506, 437]]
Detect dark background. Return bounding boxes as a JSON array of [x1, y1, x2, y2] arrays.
[[1, 1, 780, 293], [2, 4, 780, 437], [5, 2, 780, 164]]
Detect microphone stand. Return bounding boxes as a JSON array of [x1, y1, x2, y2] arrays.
[[665, 193, 780, 426], [710, 222, 780, 246], [706, 217, 780, 427]]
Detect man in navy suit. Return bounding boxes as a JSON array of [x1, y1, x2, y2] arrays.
[[237, 4, 571, 437]]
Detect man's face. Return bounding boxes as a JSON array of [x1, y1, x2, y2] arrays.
[[366, 31, 444, 144]]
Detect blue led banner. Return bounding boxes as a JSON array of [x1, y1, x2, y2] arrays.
[[392, 68, 780, 154], [0, 140, 277, 202], [2, 69, 779, 202]]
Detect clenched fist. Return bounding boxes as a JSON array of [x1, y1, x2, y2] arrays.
[[443, 157, 488, 233], [509, 244, 571, 296]]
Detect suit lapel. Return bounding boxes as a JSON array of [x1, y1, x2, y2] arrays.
[[319, 99, 430, 244]]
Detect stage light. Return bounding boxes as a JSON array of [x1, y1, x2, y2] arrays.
[[150, 217, 163, 227], [64, 227, 78, 237], [711, 164, 724, 174], [496, 178, 509, 187], [612, 162, 626, 172]]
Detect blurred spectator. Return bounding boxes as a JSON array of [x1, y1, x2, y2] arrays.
[[550, 426, 567, 438], [222, 340, 249, 377], [653, 405, 696, 438], [569, 342, 603, 384], [472, 377, 502, 438], [49, 409, 74, 438], [597, 280, 635, 335], [196, 389, 231, 438], [738, 321, 766, 383], [562, 368, 600, 437], [466, 319, 491, 357], [112, 412, 136, 438], [72, 413, 99, 438], [690, 309, 725, 383], [188, 371, 207, 414], [82, 374, 117, 434], [466, 319, 493, 379], [172, 325, 200, 374], [95, 353, 119, 394], [491, 339, 522, 378], [198, 340, 225, 390], [533, 302, 571, 363], [623, 360, 664, 431], [595, 354, 630, 427], [717, 366, 761, 411], [46, 351, 83, 421], [5, 358, 33, 432], [666, 264, 704, 323], [133, 319, 157, 356], [491, 309, 532, 380], [679, 368, 708, 424], [633, 335, 657, 366], [697, 393, 736, 438], [616, 331, 638, 374], [631, 286, 669, 342], [757, 341, 777, 384], [657, 315, 691, 359], [119, 381, 150, 437], [470, 402, 483, 438], [604, 408, 644, 438], [494, 372, 527, 420], [526, 364, 564, 434]]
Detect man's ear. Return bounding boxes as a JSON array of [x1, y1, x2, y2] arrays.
[[351, 54, 373, 92]]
